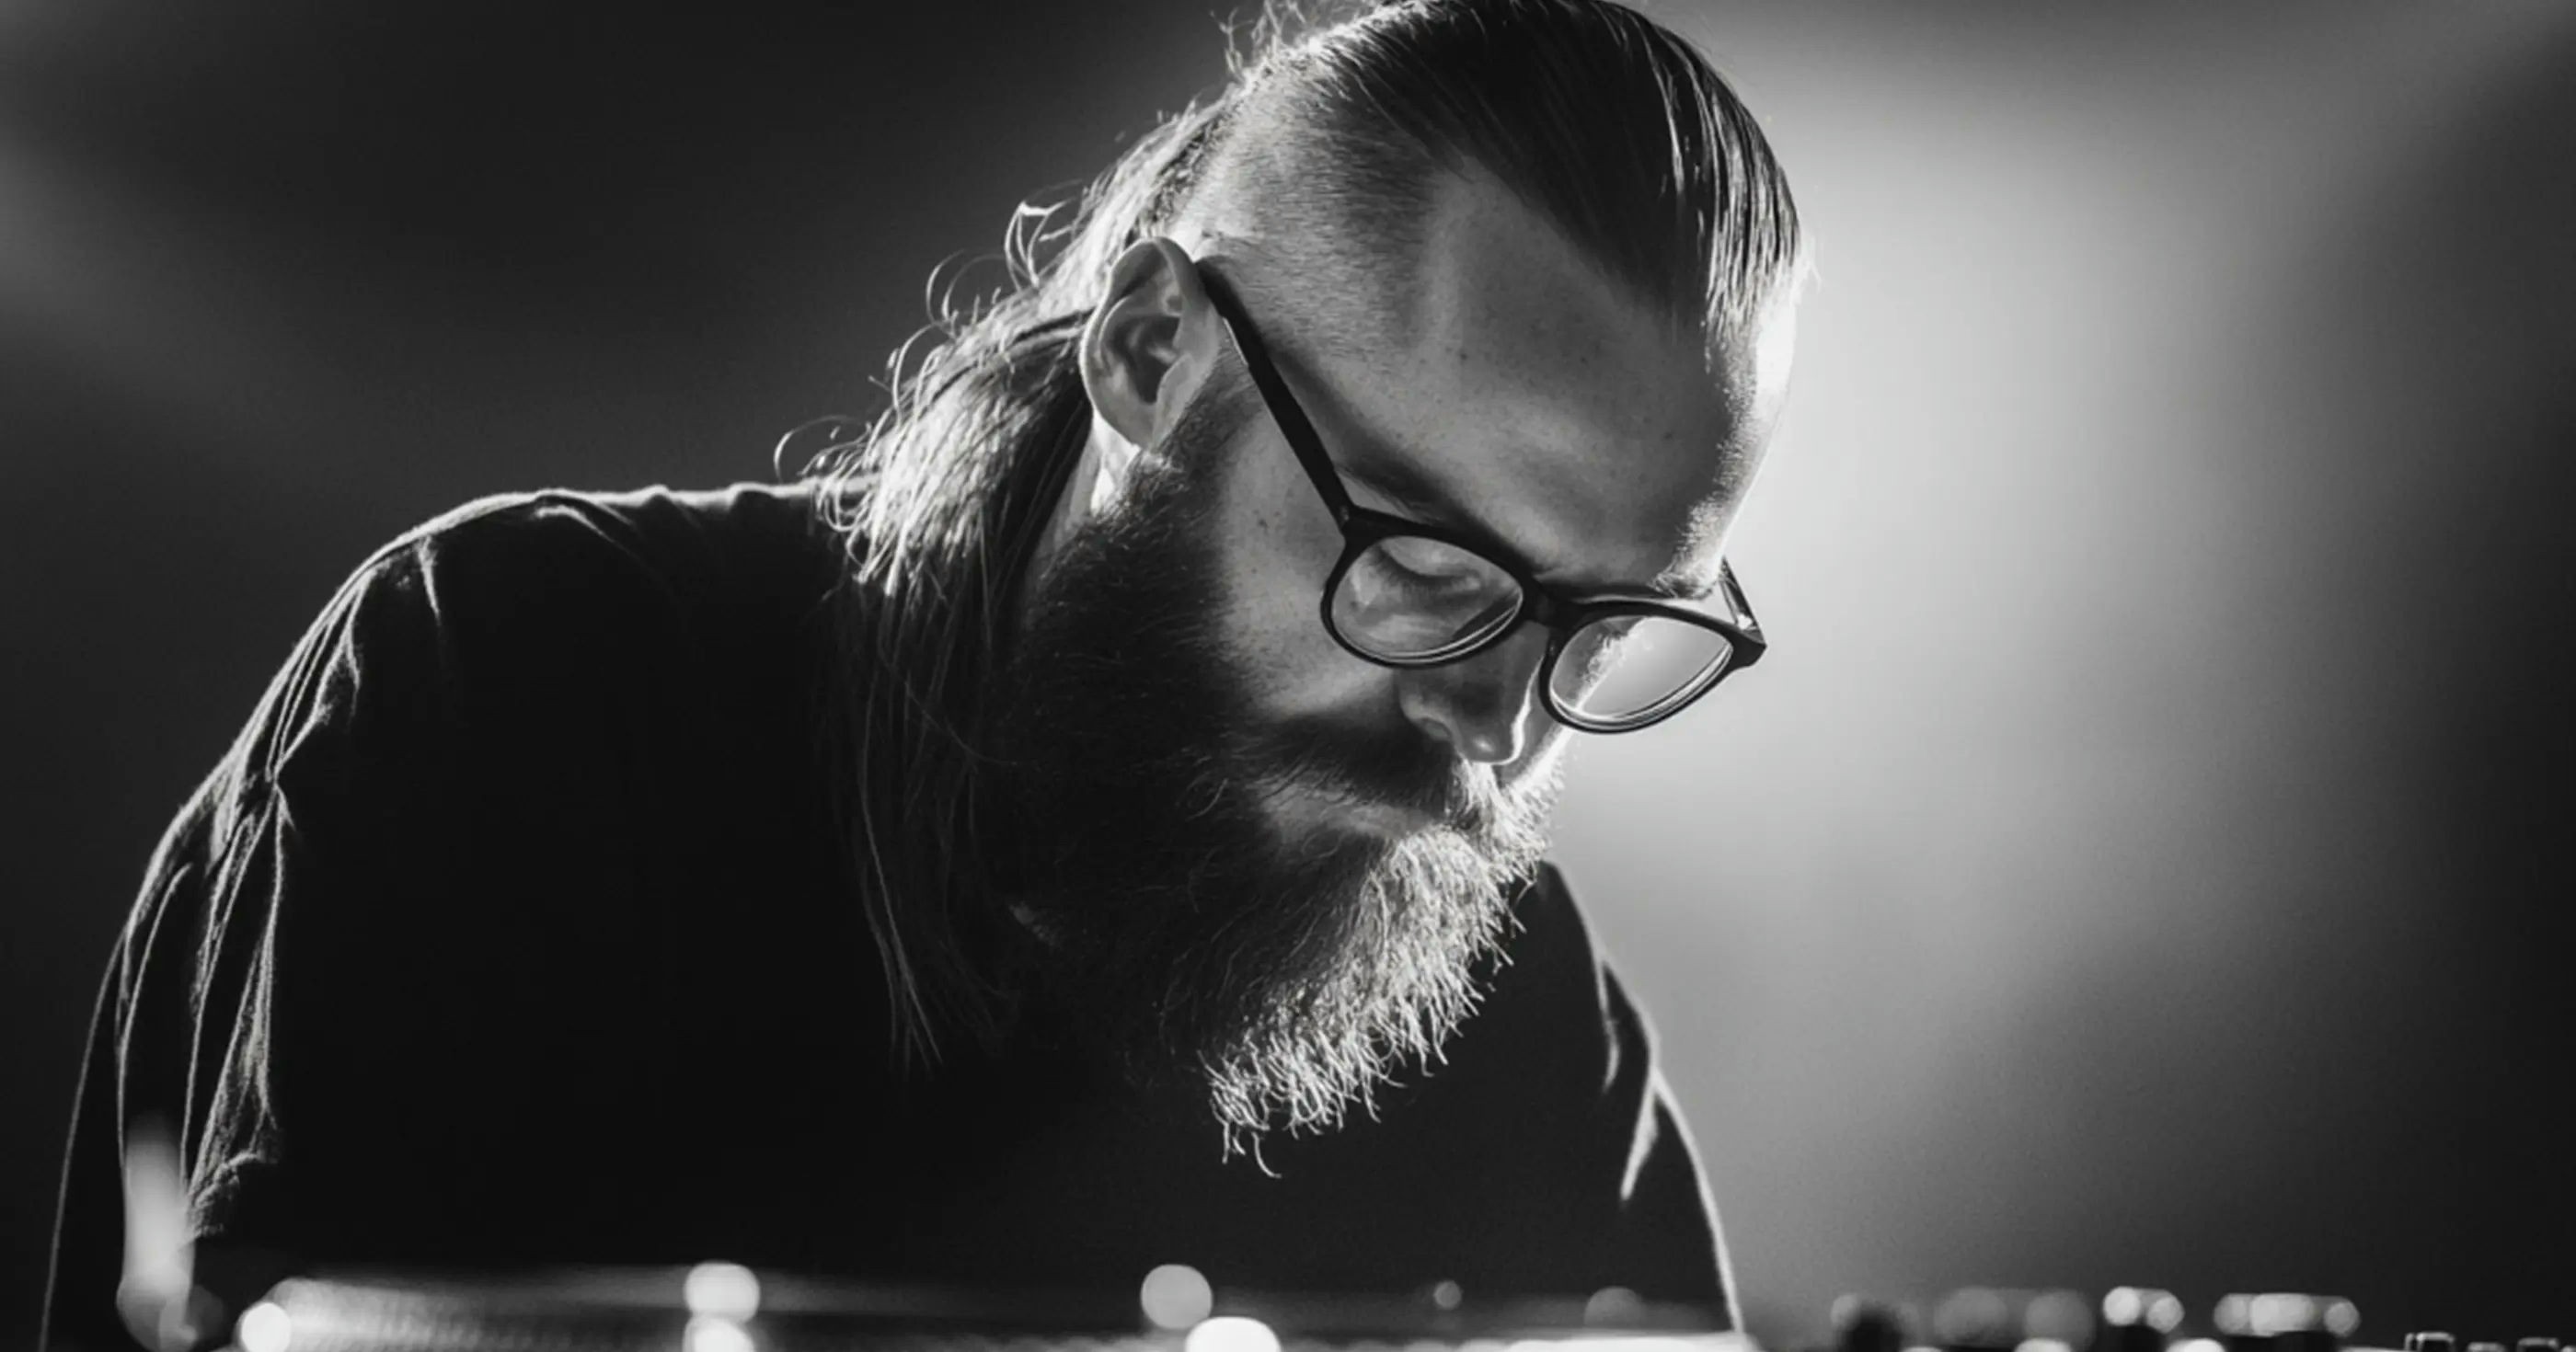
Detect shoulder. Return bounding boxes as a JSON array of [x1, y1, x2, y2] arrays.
[[1257, 861, 1728, 1304], [1340, 860, 1658, 1163], [243, 482, 840, 786], [374, 480, 837, 636], [1498, 864, 1731, 1307], [1458, 861, 1659, 1095]]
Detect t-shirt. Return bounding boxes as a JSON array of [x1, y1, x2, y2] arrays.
[[42, 483, 1734, 1351]]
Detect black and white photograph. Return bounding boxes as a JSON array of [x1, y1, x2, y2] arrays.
[[5, 4, 2570, 1352]]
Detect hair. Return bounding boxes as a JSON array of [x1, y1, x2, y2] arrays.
[[796, 0, 1810, 1067]]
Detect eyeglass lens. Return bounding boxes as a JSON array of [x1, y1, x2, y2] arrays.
[[1329, 533, 1736, 728], [1331, 534, 1524, 660], [1548, 613, 1734, 726]]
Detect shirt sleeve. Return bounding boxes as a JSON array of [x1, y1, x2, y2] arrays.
[[48, 494, 719, 1339]]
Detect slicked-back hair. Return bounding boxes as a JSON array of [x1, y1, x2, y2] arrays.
[[801, 0, 1808, 1068]]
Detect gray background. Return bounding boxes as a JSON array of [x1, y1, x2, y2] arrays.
[[5, 2, 2570, 1346]]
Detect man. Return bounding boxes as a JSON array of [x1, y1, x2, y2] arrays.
[[44, 0, 1805, 1346]]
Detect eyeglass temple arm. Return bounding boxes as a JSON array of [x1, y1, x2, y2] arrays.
[[1196, 271, 1357, 525]]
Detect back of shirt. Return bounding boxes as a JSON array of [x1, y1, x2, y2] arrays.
[[43, 483, 1731, 1352]]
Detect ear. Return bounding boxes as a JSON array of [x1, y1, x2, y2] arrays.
[[1078, 237, 1219, 480]]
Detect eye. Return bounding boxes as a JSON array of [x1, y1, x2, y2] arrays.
[[1331, 534, 1524, 659], [1368, 534, 1489, 591]]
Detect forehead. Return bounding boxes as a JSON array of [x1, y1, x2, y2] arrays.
[[1272, 170, 1789, 592]]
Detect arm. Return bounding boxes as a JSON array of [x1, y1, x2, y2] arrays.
[[46, 496, 716, 1346]]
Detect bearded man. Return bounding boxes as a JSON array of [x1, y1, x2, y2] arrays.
[[44, 0, 1805, 1346]]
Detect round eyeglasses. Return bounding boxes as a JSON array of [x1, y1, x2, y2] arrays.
[[1198, 269, 1766, 734]]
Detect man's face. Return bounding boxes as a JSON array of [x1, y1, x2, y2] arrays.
[[992, 173, 1794, 1144]]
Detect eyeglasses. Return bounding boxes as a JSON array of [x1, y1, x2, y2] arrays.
[[1197, 269, 1766, 734]]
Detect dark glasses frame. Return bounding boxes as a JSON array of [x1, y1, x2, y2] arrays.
[[1196, 267, 1766, 733]]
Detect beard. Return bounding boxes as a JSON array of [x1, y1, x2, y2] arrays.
[[980, 395, 1565, 1153]]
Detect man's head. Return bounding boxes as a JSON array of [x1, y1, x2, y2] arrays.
[[814, 0, 1805, 1145]]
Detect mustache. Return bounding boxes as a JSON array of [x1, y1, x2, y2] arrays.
[[1225, 713, 1523, 835]]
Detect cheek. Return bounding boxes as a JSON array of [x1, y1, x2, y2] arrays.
[[1202, 432, 1389, 718]]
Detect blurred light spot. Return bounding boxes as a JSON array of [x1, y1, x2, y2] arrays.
[[2227, 1294, 2352, 1337], [116, 1121, 208, 1352], [1934, 1289, 2011, 1346], [1585, 1287, 1644, 1327], [685, 1262, 760, 1322], [2254, 1295, 2315, 1335], [119, 1124, 191, 1310], [2104, 1289, 2185, 1334], [2026, 1289, 2096, 1345], [1432, 1280, 1465, 1312], [236, 1301, 293, 1352], [2018, 1340, 2072, 1352], [1187, 1316, 1281, 1352], [1141, 1265, 1213, 1331], [687, 1317, 753, 1352]]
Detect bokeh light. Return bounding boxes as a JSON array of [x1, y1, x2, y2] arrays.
[[684, 1263, 760, 1323], [1187, 1315, 1282, 1352], [1140, 1264, 1213, 1332], [233, 1301, 291, 1352], [685, 1316, 753, 1352]]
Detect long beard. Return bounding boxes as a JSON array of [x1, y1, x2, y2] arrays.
[[981, 419, 1563, 1154]]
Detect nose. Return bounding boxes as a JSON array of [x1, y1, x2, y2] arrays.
[[1395, 625, 1549, 764]]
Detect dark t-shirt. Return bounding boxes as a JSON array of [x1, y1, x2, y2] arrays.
[[43, 483, 1733, 1350]]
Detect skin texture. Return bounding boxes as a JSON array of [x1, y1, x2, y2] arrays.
[[1050, 166, 1795, 820]]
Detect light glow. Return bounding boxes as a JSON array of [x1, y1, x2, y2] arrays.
[[684, 1263, 760, 1322], [2253, 1295, 2318, 1335], [1933, 1289, 2009, 1346], [2027, 1290, 2095, 1346], [686, 1317, 753, 1352], [1585, 1287, 1645, 1327], [1187, 1316, 1281, 1352], [1140, 1265, 1213, 1331], [235, 1302, 292, 1352]]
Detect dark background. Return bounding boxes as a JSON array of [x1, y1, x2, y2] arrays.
[[5, 2, 2570, 1347]]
